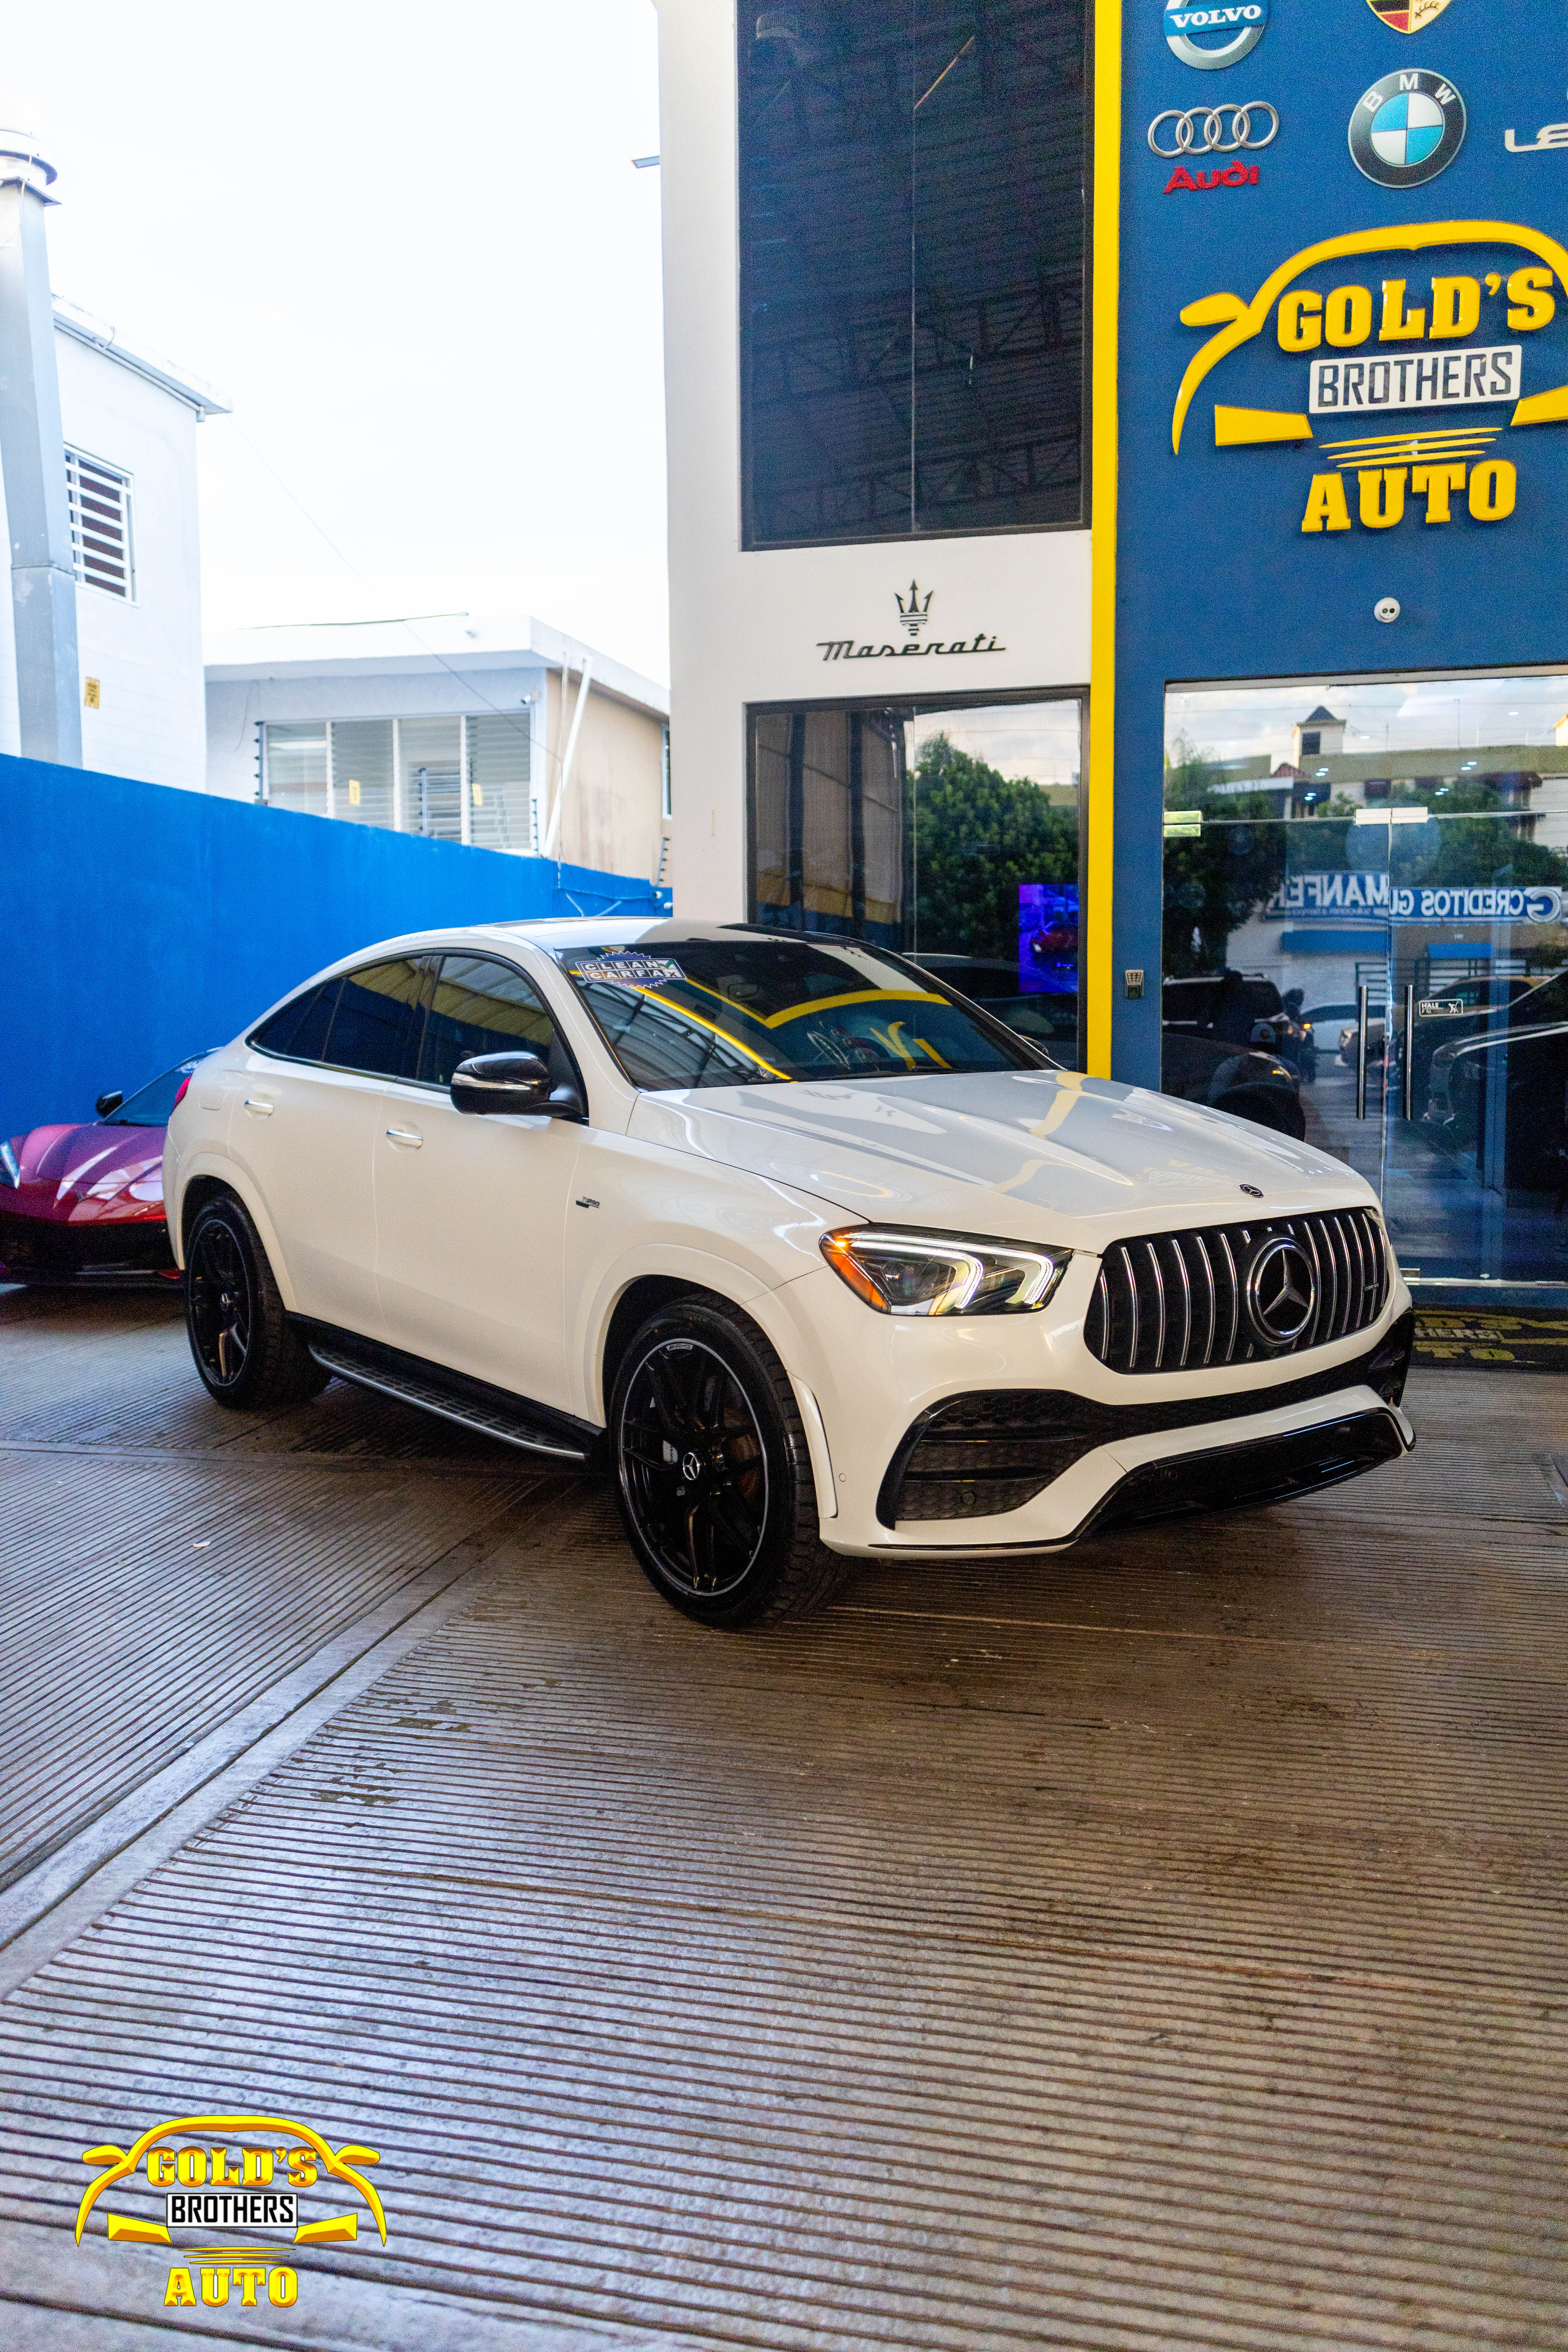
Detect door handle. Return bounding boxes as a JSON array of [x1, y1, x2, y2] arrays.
[[1354, 983, 1369, 1122], [243, 1098, 274, 1116], [384, 1126, 423, 1147]]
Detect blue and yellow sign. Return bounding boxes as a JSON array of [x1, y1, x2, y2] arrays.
[[1107, 0, 1568, 1074]]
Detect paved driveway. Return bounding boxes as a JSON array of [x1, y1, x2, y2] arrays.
[[2, 1288, 1566, 2349]]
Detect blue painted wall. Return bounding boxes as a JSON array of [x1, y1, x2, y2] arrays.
[[0, 752, 671, 1138], [1113, 0, 1567, 1081]]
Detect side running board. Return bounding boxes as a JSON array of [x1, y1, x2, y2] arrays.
[[308, 1343, 593, 1462]]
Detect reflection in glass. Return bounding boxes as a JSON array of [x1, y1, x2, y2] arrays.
[[738, 2, 1088, 547], [1163, 678, 1568, 1288], [748, 696, 1082, 1057]]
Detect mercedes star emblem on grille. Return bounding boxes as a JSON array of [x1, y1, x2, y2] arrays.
[[1245, 1234, 1318, 1346]]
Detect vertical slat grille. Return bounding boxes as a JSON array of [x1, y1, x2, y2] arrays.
[[1084, 1210, 1389, 1374], [66, 446, 133, 598]]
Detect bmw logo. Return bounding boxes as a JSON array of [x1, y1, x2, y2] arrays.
[[1163, 0, 1268, 69], [1349, 69, 1466, 188]]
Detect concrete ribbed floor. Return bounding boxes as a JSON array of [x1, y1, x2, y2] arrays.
[[1, 1288, 1565, 2348]]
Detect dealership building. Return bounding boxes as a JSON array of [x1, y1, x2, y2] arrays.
[[654, 0, 1568, 1297]]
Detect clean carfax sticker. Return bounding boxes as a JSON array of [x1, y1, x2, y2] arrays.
[[569, 955, 684, 986]]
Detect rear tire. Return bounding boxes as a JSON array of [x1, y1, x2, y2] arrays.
[[185, 1194, 328, 1409], [609, 1297, 851, 1628]]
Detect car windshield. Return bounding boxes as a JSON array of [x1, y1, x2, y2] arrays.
[[102, 1060, 198, 1125], [553, 936, 1049, 1092]]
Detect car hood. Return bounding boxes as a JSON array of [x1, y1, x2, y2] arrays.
[[629, 1067, 1374, 1246], [5, 1122, 166, 1220]]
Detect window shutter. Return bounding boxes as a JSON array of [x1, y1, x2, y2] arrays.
[[66, 448, 133, 599], [263, 724, 329, 816], [329, 719, 395, 827], [398, 716, 463, 840], [466, 713, 534, 852]]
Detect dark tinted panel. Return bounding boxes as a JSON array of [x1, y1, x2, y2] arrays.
[[739, 2, 1087, 548], [250, 980, 341, 1062], [104, 1060, 200, 1125], [323, 957, 428, 1078], [419, 955, 557, 1086]]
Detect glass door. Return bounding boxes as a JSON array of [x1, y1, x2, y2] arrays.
[[1164, 675, 1568, 1294]]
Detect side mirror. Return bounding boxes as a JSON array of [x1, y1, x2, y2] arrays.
[[95, 1089, 124, 1119], [450, 1052, 584, 1121]]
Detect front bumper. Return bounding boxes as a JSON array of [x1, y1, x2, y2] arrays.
[[0, 1205, 178, 1285], [760, 1253, 1415, 1559]]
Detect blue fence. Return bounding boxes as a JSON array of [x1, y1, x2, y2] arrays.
[[0, 752, 671, 1139]]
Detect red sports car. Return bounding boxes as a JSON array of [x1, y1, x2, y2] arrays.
[[0, 1058, 202, 1285]]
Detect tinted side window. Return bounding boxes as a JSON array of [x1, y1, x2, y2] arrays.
[[323, 957, 429, 1078], [418, 955, 557, 1086], [251, 980, 341, 1061]]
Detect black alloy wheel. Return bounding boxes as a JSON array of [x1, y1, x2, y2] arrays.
[[609, 1298, 851, 1628], [187, 1211, 253, 1391], [184, 1194, 329, 1410]]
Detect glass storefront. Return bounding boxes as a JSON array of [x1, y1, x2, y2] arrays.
[[1164, 675, 1568, 1293], [748, 695, 1083, 1060], [737, 2, 1088, 548]]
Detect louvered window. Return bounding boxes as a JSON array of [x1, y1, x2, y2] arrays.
[[466, 713, 533, 851], [66, 448, 133, 599]]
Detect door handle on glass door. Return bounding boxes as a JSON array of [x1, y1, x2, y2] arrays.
[[243, 1098, 274, 1116], [385, 1127, 423, 1147]]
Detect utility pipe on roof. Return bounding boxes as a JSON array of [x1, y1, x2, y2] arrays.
[[543, 655, 592, 859], [0, 136, 80, 767]]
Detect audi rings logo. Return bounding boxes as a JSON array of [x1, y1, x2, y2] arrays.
[[1244, 1236, 1317, 1348], [1147, 102, 1277, 157]]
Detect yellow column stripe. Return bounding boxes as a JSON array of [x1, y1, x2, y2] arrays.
[[1086, 0, 1121, 1079]]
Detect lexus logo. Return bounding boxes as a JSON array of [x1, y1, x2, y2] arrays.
[[1244, 1234, 1317, 1346]]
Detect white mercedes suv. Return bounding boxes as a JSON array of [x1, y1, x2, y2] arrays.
[[165, 920, 1415, 1627]]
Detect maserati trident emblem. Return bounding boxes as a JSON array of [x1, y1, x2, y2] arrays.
[[1245, 1234, 1317, 1346], [896, 579, 934, 638]]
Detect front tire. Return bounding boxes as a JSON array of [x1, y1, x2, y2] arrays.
[[609, 1298, 850, 1628], [185, 1194, 328, 1409]]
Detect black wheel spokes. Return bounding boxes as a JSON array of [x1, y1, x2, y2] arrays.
[[191, 1225, 252, 1389], [620, 1340, 769, 1598]]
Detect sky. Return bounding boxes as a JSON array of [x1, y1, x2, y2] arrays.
[[3, 0, 670, 681], [1167, 672, 1568, 770]]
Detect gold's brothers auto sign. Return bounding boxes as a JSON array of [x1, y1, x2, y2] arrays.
[[1171, 218, 1568, 535]]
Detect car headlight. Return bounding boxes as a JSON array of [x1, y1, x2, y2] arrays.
[[0, 1141, 18, 1188], [820, 1226, 1069, 1316]]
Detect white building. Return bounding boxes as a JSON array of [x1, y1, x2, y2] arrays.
[[205, 616, 672, 884], [45, 303, 225, 792], [0, 138, 224, 792], [655, 2, 1090, 932]]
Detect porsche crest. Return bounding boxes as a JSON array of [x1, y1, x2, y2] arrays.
[[1365, 0, 1453, 30]]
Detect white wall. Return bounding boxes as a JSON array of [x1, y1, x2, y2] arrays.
[[55, 334, 207, 791], [656, 0, 1093, 922]]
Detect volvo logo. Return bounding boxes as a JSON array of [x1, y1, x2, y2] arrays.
[[1148, 102, 1277, 156], [1163, 0, 1268, 70], [1244, 1235, 1317, 1346]]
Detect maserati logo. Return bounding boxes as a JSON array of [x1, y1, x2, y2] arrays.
[[896, 579, 934, 637], [1244, 1234, 1317, 1346]]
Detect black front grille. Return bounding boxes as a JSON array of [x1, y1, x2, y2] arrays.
[[1084, 1209, 1388, 1375], [1085, 1411, 1407, 1537], [877, 1314, 1413, 1527]]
